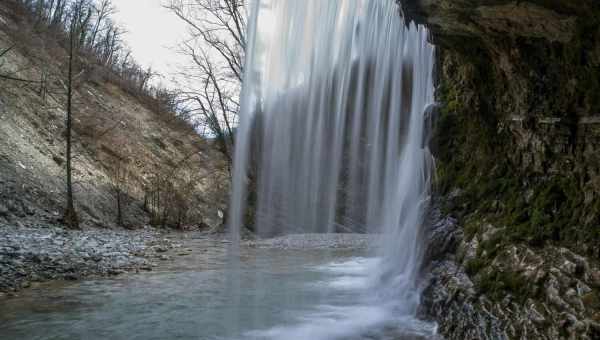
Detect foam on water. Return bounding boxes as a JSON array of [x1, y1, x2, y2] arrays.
[[315, 257, 379, 274], [244, 305, 390, 340], [243, 257, 437, 340]]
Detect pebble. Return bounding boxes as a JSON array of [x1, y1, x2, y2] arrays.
[[246, 233, 375, 250], [0, 224, 175, 293], [0, 204, 8, 217], [560, 260, 577, 276]]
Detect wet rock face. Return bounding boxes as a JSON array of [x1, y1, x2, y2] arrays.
[[403, 0, 600, 177], [398, 0, 593, 43], [421, 214, 600, 340], [416, 0, 600, 252], [400, 0, 600, 145], [409, 2, 600, 338]]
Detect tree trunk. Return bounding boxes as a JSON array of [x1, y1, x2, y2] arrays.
[[63, 23, 79, 229], [116, 188, 123, 227]]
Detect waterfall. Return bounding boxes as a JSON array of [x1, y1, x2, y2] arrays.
[[228, 0, 436, 337]]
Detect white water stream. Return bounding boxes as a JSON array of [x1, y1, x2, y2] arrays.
[[228, 0, 436, 338]]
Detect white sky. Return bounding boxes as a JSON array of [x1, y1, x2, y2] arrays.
[[111, 0, 188, 87], [110, 0, 278, 90]]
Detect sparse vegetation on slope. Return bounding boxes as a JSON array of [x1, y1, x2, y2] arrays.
[[0, 0, 229, 231]]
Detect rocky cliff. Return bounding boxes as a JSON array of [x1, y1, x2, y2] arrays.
[[0, 3, 229, 231], [399, 1, 600, 339]]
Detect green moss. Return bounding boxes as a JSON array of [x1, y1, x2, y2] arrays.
[[436, 72, 599, 251], [480, 233, 505, 258], [465, 258, 487, 276], [434, 35, 600, 257], [463, 218, 481, 240], [439, 82, 462, 115], [564, 16, 600, 113], [477, 270, 534, 303], [582, 291, 600, 310]]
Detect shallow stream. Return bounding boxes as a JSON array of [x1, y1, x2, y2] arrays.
[[0, 235, 436, 340]]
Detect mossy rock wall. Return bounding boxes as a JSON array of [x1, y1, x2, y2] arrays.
[[410, 1, 600, 256]]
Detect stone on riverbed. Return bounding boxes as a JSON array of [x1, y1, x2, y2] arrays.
[[246, 233, 376, 250]]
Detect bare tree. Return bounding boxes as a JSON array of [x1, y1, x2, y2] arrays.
[[62, 5, 80, 229], [88, 0, 115, 50], [166, 0, 247, 165], [110, 153, 130, 227], [15, 0, 174, 113]]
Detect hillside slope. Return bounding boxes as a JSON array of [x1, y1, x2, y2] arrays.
[[0, 3, 229, 231]]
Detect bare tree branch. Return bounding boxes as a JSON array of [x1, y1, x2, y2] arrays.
[[166, 0, 246, 167]]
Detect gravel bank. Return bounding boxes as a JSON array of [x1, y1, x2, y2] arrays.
[[0, 230, 375, 295], [0, 224, 180, 294], [246, 233, 376, 250]]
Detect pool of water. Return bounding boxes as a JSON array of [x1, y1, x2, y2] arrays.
[[0, 236, 436, 340]]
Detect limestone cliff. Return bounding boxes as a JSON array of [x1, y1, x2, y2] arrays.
[[398, 1, 600, 339]]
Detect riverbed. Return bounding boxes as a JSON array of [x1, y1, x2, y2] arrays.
[[0, 234, 437, 340]]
